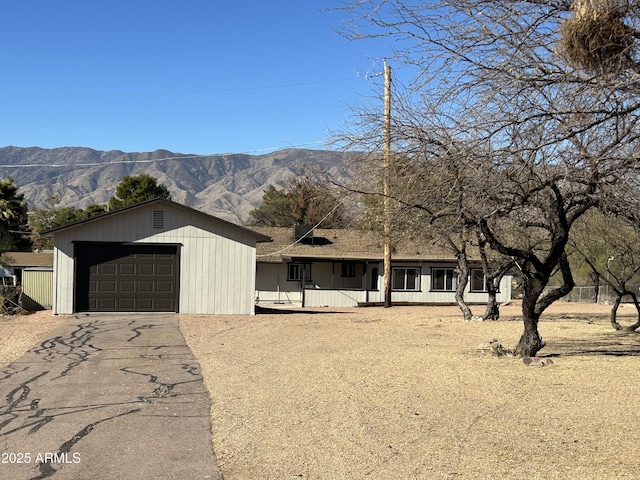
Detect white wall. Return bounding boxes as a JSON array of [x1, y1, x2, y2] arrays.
[[255, 262, 302, 304], [255, 260, 512, 307]]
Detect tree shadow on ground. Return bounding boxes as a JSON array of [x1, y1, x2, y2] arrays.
[[255, 306, 350, 315], [545, 330, 640, 358], [503, 310, 640, 357], [503, 312, 637, 324]]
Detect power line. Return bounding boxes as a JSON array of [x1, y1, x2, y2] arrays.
[[256, 198, 347, 258], [0, 140, 329, 169]]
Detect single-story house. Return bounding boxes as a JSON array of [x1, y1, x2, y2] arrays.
[[252, 226, 513, 307], [0, 251, 54, 285], [43, 198, 271, 315], [0, 252, 54, 310]]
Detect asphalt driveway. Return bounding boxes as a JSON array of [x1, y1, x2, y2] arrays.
[[0, 313, 222, 480]]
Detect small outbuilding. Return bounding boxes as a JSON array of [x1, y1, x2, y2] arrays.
[[44, 198, 271, 315]]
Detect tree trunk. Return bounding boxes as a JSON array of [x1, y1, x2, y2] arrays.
[[474, 230, 512, 322], [483, 297, 500, 321], [454, 250, 473, 321], [515, 293, 546, 356], [514, 251, 575, 357], [479, 218, 576, 358], [610, 294, 622, 330], [514, 277, 547, 357], [620, 291, 640, 331], [627, 292, 640, 331], [482, 276, 502, 321], [455, 286, 473, 321]]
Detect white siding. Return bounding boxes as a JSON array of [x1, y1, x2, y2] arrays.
[[52, 203, 259, 315], [256, 260, 513, 307], [255, 263, 302, 305], [305, 289, 367, 307]]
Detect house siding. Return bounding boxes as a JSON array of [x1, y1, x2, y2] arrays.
[[255, 263, 302, 304], [52, 203, 258, 315], [255, 260, 512, 307]]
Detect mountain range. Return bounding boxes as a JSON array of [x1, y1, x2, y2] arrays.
[[0, 146, 354, 224]]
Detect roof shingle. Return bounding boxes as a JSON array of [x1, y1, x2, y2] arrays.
[[253, 227, 461, 263]]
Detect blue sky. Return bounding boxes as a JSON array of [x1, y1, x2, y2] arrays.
[[0, 1, 390, 155]]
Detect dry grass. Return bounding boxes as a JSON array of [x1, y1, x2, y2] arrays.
[[181, 302, 640, 479], [2, 305, 638, 479]]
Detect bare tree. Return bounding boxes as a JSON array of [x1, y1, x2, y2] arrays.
[[476, 229, 515, 321], [570, 210, 640, 330], [337, 0, 640, 356]]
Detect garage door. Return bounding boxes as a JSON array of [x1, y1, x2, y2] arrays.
[[75, 243, 179, 312]]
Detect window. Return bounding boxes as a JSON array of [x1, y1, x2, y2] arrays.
[[432, 268, 457, 291], [470, 269, 499, 292], [470, 269, 487, 292], [287, 263, 311, 282], [341, 263, 356, 277], [392, 267, 420, 291]]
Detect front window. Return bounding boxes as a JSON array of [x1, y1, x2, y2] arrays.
[[392, 267, 420, 291], [470, 269, 499, 292], [470, 269, 487, 292], [287, 262, 311, 282], [341, 263, 356, 277], [432, 268, 457, 291]]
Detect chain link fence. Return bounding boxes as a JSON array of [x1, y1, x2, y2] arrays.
[[543, 285, 640, 303]]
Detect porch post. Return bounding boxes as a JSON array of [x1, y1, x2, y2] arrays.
[[364, 261, 369, 303], [301, 263, 306, 307], [332, 262, 335, 289]]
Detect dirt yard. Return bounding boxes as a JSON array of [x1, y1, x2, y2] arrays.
[[2, 303, 639, 479], [0, 310, 66, 367], [181, 302, 640, 480]]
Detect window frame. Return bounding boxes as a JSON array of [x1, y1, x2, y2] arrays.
[[470, 268, 499, 293], [287, 262, 312, 282], [392, 267, 421, 291], [431, 267, 457, 292], [470, 268, 487, 292], [341, 262, 356, 278]]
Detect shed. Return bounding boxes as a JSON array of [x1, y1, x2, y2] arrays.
[[21, 268, 54, 311], [43, 198, 271, 315]]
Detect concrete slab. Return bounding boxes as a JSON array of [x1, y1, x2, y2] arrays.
[[0, 313, 222, 480]]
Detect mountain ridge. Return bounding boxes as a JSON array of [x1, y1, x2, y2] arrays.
[[0, 146, 355, 224]]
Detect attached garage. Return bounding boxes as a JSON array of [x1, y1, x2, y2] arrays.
[[44, 198, 271, 315]]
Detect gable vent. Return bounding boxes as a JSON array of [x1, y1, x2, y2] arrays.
[[152, 209, 165, 229]]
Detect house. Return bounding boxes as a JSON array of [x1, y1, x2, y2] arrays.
[[0, 251, 54, 285], [43, 198, 271, 315], [253, 226, 512, 307], [0, 251, 54, 310]]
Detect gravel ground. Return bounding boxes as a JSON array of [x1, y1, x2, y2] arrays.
[[0, 310, 66, 367], [3, 304, 639, 479], [180, 302, 640, 480]]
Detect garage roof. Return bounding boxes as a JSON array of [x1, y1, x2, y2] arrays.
[[41, 197, 273, 242]]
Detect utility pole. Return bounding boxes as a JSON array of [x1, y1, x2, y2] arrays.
[[383, 63, 392, 308]]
